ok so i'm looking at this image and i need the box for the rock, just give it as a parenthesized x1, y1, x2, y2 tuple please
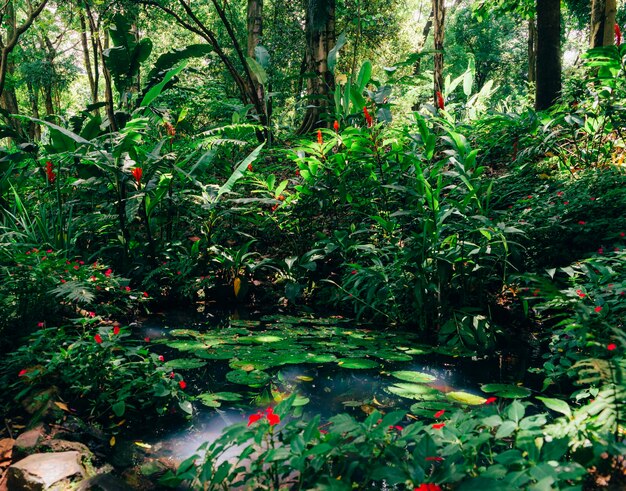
(13, 426, 45, 460)
(7, 451, 85, 490)
(0, 438, 15, 470)
(41, 439, 93, 460)
(77, 473, 131, 491)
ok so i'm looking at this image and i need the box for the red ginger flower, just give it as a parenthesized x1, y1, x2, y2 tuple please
(45, 161, 56, 183)
(415, 484, 442, 491)
(363, 107, 373, 127)
(333, 120, 339, 132)
(435, 91, 445, 110)
(616, 24, 622, 46)
(131, 167, 143, 185)
(317, 129, 323, 145)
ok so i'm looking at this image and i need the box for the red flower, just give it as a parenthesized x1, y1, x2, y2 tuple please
(351, 269, 357, 275)
(143, 291, 149, 298)
(432, 423, 445, 429)
(598, 248, 604, 254)
(578, 220, 586, 225)
(434, 409, 445, 418)
(45, 161, 56, 183)
(435, 91, 445, 110)
(616, 23, 622, 46)
(37, 322, 44, 327)
(333, 120, 340, 132)
(620, 232, 625, 238)
(178, 380, 187, 390)
(317, 129, 323, 145)
(415, 484, 442, 491)
(425, 456, 444, 462)
(608, 343, 617, 351)
(389, 425, 403, 431)
(158, 355, 165, 362)
(144, 337, 150, 342)
(247, 163, 253, 172)
(556, 191, 564, 197)
(105, 268, 112, 277)
(267, 412, 280, 426)
(576, 289, 586, 298)
(248, 413, 263, 427)
(594, 306, 603, 313)
(113, 326, 120, 335)
(363, 107, 374, 127)
(131, 167, 143, 184)
(485, 397, 497, 404)
(18, 369, 28, 377)
(169, 372, 175, 378)
(94, 334, 103, 344)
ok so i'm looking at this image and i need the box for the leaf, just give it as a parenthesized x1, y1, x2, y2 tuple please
(336, 358, 379, 369)
(481, 384, 531, 399)
(54, 401, 71, 412)
(233, 277, 241, 297)
(216, 143, 265, 199)
(109, 436, 116, 447)
(254, 45, 271, 68)
(536, 397, 571, 417)
(391, 370, 436, 383)
(112, 401, 126, 417)
(246, 56, 268, 86)
(327, 32, 347, 73)
(134, 441, 152, 449)
(165, 359, 207, 370)
(140, 62, 188, 108)
(446, 391, 487, 405)
(226, 369, 271, 387)
(356, 60, 372, 91)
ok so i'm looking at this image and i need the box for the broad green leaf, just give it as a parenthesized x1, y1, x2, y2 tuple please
(391, 370, 436, 383)
(536, 397, 571, 417)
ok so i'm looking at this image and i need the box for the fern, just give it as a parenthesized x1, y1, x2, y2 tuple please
(51, 280, 96, 305)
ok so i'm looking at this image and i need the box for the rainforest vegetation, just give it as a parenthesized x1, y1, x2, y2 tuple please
(0, 0, 625, 489)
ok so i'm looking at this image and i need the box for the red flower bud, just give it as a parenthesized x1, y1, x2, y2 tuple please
(333, 120, 339, 132)
(131, 167, 143, 184)
(317, 129, 323, 145)
(615, 24, 622, 46)
(436, 91, 445, 110)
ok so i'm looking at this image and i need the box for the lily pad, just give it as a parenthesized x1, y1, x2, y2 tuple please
(197, 391, 243, 408)
(226, 369, 271, 387)
(240, 334, 284, 344)
(336, 358, 379, 369)
(446, 391, 487, 405)
(229, 359, 270, 371)
(168, 329, 201, 337)
(305, 353, 337, 363)
(194, 349, 236, 360)
(386, 383, 440, 400)
(165, 359, 207, 370)
(481, 384, 531, 399)
(161, 340, 208, 351)
(373, 351, 413, 362)
(391, 370, 436, 383)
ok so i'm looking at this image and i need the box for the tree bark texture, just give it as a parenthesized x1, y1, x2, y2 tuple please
(535, 0, 561, 110)
(247, 0, 266, 127)
(432, 0, 445, 105)
(528, 17, 537, 83)
(591, 0, 617, 47)
(298, 0, 336, 134)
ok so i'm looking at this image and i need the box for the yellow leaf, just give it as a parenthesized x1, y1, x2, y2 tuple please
(116, 419, 126, 427)
(54, 401, 70, 412)
(372, 396, 383, 406)
(109, 436, 116, 447)
(134, 441, 152, 449)
(233, 277, 241, 297)
(296, 375, 314, 382)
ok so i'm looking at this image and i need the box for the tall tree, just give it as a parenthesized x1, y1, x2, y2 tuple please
(590, 0, 617, 47)
(535, 0, 561, 110)
(432, 0, 445, 106)
(528, 17, 537, 83)
(298, 0, 336, 133)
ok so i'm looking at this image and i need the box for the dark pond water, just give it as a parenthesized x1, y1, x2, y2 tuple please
(121, 308, 536, 463)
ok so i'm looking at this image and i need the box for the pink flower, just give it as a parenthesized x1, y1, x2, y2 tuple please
(158, 355, 165, 362)
(37, 322, 44, 327)
(578, 220, 586, 225)
(88, 311, 96, 318)
(18, 369, 28, 377)
(94, 334, 103, 344)
(169, 372, 175, 378)
(608, 343, 617, 351)
(144, 337, 150, 342)
(425, 456, 443, 462)
(598, 248, 604, 254)
(620, 232, 625, 238)
(556, 191, 564, 197)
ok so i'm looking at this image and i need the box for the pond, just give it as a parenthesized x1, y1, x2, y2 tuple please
(121, 308, 536, 464)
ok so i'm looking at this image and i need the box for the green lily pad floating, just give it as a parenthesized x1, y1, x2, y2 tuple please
(371, 350, 413, 362)
(386, 383, 440, 400)
(404, 347, 432, 355)
(226, 369, 271, 387)
(391, 370, 436, 383)
(193, 349, 237, 360)
(239, 334, 284, 344)
(168, 329, 201, 337)
(305, 353, 337, 363)
(197, 391, 243, 408)
(336, 358, 379, 369)
(229, 319, 261, 328)
(229, 359, 270, 371)
(481, 384, 531, 399)
(165, 358, 208, 370)
(293, 394, 310, 406)
(446, 391, 487, 405)
(161, 340, 208, 351)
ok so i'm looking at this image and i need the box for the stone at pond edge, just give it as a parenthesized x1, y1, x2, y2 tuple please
(77, 473, 131, 491)
(13, 425, 45, 460)
(7, 451, 85, 490)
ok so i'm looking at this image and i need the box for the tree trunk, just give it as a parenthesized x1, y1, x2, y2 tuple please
(535, 0, 561, 110)
(298, 0, 336, 134)
(247, 0, 267, 137)
(414, 7, 434, 76)
(432, 0, 445, 105)
(528, 17, 537, 83)
(79, 9, 98, 106)
(26, 82, 40, 140)
(591, 0, 617, 47)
